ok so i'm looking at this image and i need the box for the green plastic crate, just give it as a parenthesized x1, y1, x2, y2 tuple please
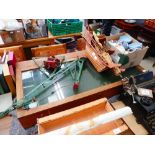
(47, 19, 83, 36)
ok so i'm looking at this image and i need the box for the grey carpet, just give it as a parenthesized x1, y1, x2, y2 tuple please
(9, 111, 38, 135)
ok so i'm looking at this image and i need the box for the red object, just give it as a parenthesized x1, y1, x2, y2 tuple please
(44, 57, 60, 70)
(8, 51, 16, 70)
(73, 82, 79, 90)
(9, 65, 16, 83)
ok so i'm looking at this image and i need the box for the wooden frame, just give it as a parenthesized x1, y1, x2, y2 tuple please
(0, 45, 26, 62)
(0, 33, 81, 48)
(37, 98, 129, 135)
(16, 51, 145, 128)
(31, 44, 67, 57)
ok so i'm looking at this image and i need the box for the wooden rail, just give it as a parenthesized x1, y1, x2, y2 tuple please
(0, 33, 81, 48)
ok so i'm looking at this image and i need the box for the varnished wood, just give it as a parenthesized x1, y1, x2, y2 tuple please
(85, 43, 107, 72)
(0, 116, 12, 135)
(0, 45, 26, 62)
(115, 20, 140, 30)
(17, 80, 123, 128)
(16, 51, 86, 100)
(37, 98, 128, 135)
(136, 65, 146, 72)
(16, 51, 144, 128)
(16, 65, 24, 100)
(77, 38, 86, 50)
(38, 98, 108, 134)
(143, 25, 155, 34)
(31, 44, 67, 57)
(83, 29, 121, 76)
(0, 33, 81, 48)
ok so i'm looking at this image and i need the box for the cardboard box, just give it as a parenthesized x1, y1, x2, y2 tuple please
(0, 31, 13, 43)
(106, 32, 149, 69)
(13, 29, 25, 42)
(0, 28, 25, 44)
(110, 25, 122, 35)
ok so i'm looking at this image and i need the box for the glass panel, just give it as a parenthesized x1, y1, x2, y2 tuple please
(22, 60, 141, 108)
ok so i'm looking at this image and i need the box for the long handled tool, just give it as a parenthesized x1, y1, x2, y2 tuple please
(0, 58, 86, 118)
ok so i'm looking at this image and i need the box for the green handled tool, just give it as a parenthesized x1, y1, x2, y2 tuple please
(0, 58, 86, 118)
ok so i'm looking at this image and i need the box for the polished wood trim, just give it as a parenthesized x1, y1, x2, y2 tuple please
(17, 80, 122, 128)
(16, 51, 144, 128)
(37, 98, 128, 135)
(115, 20, 140, 30)
(16, 51, 86, 100)
(38, 98, 108, 134)
(0, 116, 12, 135)
(0, 33, 81, 48)
(0, 45, 26, 62)
(31, 44, 67, 57)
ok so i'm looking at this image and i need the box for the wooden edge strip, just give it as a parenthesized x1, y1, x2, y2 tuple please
(37, 98, 107, 124)
(17, 80, 122, 118)
(103, 124, 129, 135)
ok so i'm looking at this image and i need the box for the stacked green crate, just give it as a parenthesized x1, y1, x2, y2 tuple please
(47, 19, 83, 36)
(65, 21, 83, 34)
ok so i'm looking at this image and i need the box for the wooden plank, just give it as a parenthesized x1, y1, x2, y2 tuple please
(31, 44, 67, 57)
(16, 65, 23, 100)
(104, 124, 129, 135)
(37, 98, 128, 135)
(112, 101, 148, 135)
(38, 98, 108, 134)
(77, 38, 86, 51)
(85, 45, 107, 72)
(0, 116, 12, 135)
(0, 45, 26, 62)
(0, 33, 81, 48)
(17, 80, 122, 128)
(38, 98, 107, 125)
(136, 65, 147, 73)
(16, 51, 86, 71)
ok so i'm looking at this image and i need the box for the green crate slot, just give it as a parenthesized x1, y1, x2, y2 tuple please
(47, 19, 83, 36)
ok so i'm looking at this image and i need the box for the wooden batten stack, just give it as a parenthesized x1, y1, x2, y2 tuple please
(85, 43, 107, 72)
(83, 29, 121, 76)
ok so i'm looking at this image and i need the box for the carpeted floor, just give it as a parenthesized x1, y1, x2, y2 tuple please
(9, 111, 38, 135)
(140, 57, 155, 75)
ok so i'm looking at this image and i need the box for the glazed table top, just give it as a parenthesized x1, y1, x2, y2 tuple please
(21, 59, 142, 108)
